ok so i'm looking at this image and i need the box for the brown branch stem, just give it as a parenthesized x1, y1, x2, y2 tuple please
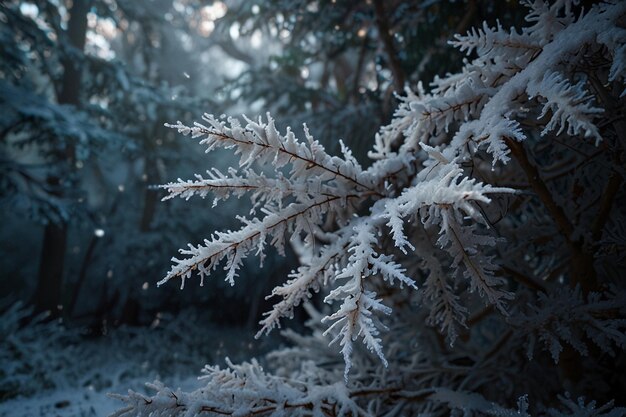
(504, 137, 575, 239)
(591, 170, 623, 242)
(504, 137, 598, 293)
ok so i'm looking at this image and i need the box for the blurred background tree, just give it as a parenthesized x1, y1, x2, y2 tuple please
(219, 0, 524, 158)
(1, 0, 224, 326)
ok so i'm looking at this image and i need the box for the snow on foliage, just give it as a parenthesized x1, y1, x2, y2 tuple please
(515, 286, 626, 362)
(111, 360, 362, 417)
(115, 1, 626, 416)
(432, 389, 626, 417)
(160, 108, 513, 376)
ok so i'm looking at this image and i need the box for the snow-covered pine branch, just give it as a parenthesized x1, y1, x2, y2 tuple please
(114, 3, 626, 414)
(159, 195, 361, 288)
(419, 242, 469, 345)
(256, 230, 353, 338)
(110, 359, 364, 417)
(391, 0, 626, 166)
(159, 114, 383, 289)
(165, 114, 377, 194)
(159, 125, 515, 372)
(321, 220, 415, 380)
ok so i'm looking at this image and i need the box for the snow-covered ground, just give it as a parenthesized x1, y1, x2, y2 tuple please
(2, 385, 141, 417)
(0, 375, 205, 417)
(1, 305, 277, 417)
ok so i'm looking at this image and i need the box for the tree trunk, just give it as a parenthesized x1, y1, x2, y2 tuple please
(34, 201, 68, 314)
(140, 155, 160, 232)
(34, 0, 91, 315)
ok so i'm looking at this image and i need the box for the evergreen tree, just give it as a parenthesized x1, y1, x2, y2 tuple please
(0, 0, 218, 322)
(114, 1, 626, 415)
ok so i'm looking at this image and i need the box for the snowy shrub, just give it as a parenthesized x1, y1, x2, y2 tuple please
(0, 305, 260, 407)
(114, 1, 626, 415)
(1, 304, 82, 400)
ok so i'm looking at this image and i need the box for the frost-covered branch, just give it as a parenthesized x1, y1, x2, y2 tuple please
(111, 360, 364, 417)
(115, 1, 626, 415)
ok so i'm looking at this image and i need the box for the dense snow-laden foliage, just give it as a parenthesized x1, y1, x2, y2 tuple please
(158, 110, 515, 378)
(117, 383, 626, 417)
(114, 1, 626, 416)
